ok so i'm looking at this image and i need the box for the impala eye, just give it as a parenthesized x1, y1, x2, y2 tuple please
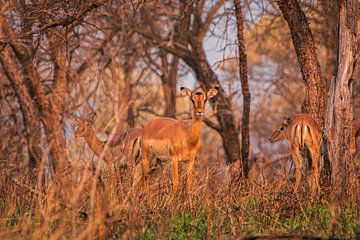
(280, 127, 284, 130)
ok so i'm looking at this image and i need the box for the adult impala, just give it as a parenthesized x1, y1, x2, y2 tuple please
(140, 86, 219, 202)
(74, 114, 141, 167)
(269, 114, 322, 197)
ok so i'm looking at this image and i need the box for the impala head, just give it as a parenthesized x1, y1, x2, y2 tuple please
(180, 86, 219, 119)
(74, 113, 96, 138)
(269, 117, 291, 143)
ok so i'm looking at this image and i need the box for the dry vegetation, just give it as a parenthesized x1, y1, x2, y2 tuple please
(0, 0, 359, 239)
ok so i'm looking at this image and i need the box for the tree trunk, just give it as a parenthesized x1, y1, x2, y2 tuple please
(276, 0, 326, 128)
(0, 16, 43, 168)
(44, 32, 69, 174)
(160, 50, 178, 118)
(326, 0, 358, 204)
(1, 15, 70, 174)
(182, 44, 241, 164)
(145, 0, 241, 163)
(234, 0, 251, 177)
(0, 46, 43, 168)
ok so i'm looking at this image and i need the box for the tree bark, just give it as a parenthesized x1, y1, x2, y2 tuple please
(44, 32, 69, 174)
(326, 0, 358, 204)
(234, 0, 251, 177)
(276, 0, 326, 128)
(0, 45, 43, 168)
(160, 50, 179, 118)
(0, 13, 70, 174)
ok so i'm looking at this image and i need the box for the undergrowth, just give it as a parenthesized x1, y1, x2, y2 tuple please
(0, 165, 359, 239)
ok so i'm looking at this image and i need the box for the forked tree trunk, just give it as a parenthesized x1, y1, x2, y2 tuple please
(234, 0, 251, 177)
(0, 45, 43, 168)
(153, 0, 241, 164)
(276, 0, 326, 128)
(0, 15, 69, 175)
(182, 44, 241, 164)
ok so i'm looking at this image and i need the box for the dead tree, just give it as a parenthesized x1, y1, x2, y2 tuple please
(325, 0, 359, 203)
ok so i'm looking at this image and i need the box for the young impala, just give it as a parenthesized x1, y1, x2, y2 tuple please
(74, 114, 141, 167)
(269, 114, 322, 197)
(140, 86, 219, 202)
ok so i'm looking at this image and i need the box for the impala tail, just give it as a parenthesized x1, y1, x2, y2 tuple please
(291, 124, 305, 148)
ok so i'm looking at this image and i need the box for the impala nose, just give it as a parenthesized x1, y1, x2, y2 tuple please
(195, 111, 203, 116)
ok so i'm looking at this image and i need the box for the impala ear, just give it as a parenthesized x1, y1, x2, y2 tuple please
(207, 87, 219, 99)
(180, 87, 192, 97)
(90, 112, 96, 123)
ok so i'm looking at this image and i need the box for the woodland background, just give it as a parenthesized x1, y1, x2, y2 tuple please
(0, 0, 359, 239)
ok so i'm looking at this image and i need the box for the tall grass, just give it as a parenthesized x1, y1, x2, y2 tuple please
(0, 157, 359, 239)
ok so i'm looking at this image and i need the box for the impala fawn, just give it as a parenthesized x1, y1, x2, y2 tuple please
(269, 114, 322, 197)
(140, 86, 219, 203)
(74, 114, 141, 168)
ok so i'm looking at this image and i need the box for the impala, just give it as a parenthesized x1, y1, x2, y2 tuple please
(140, 86, 219, 202)
(269, 114, 322, 197)
(74, 115, 141, 167)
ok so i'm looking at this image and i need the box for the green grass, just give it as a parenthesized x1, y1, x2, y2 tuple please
(130, 199, 359, 239)
(2, 192, 359, 239)
(168, 210, 208, 240)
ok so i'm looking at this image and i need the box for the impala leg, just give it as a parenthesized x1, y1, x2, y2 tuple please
(132, 163, 143, 191)
(123, 163, 143, 204)
(171, 156, 179, 195)
(186, 158, 195, 194)
(142, 151, 152, 205)
(309, 146, 321, 198)
(292, 148, 303, 193)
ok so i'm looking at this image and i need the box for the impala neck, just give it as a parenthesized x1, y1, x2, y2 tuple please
(85, 128, 104, 156)
(187, 114, 202, 145)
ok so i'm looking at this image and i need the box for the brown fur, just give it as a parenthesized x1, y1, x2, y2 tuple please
(269, 114, 322, 197)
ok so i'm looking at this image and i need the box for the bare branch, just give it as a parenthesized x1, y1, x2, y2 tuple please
(0, 0, 109, 51)
(198, 0, 225, 41)
(203, 117, 221, 132)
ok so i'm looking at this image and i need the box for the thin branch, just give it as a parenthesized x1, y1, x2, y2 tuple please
(0, 0, 109, 51)
(198, 0, 226, 41)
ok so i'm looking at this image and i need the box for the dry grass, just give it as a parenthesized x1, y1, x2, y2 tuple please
(0, 154, 359, 240)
